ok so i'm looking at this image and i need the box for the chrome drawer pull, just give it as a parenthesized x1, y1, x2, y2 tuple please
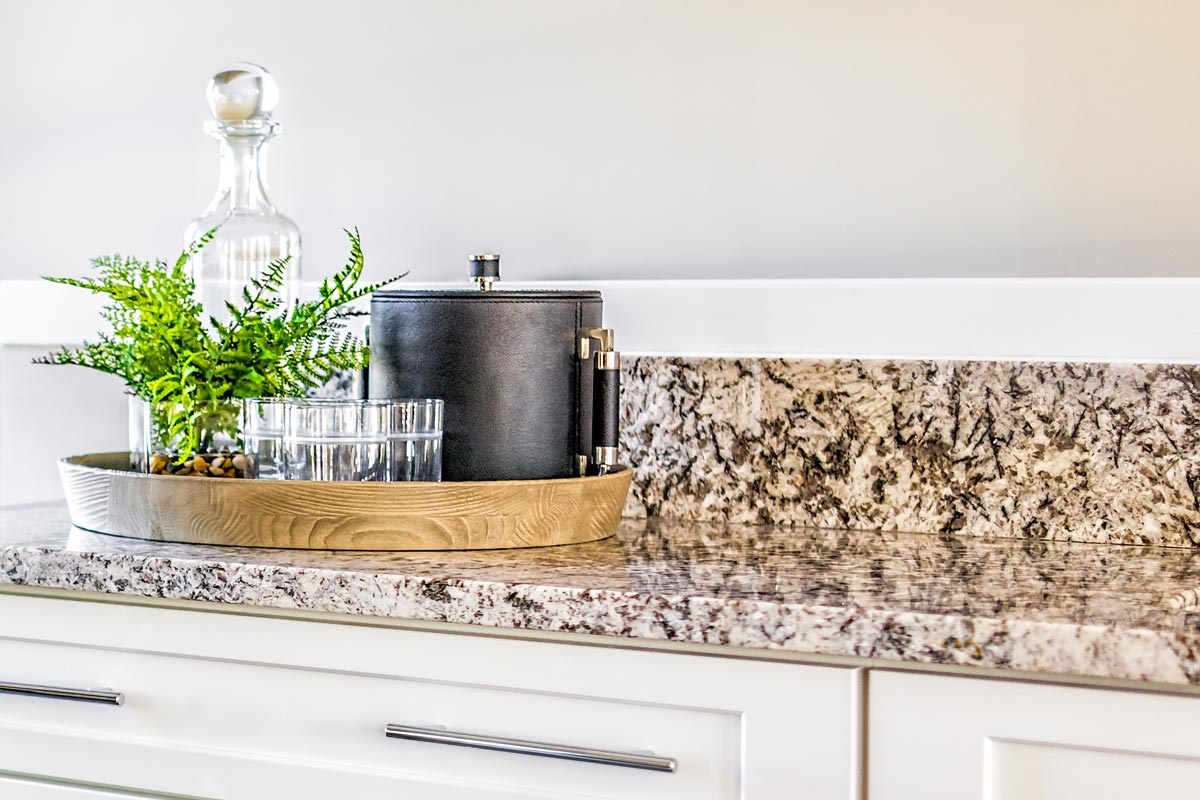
(0, 680, 124, 706)
(384, 723, 677, 773)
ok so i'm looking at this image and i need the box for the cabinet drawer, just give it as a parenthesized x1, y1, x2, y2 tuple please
(0, 720, 552, 799)
(869, 671, 1200, 800)
(0, 775, 148, 799)
(0, 638, 723, 798)
(0, 593, 856, 799)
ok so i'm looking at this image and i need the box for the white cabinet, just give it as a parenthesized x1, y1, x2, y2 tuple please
(0, 592, 856, 799)
(869, 671, 1200, 800)
(0, 776, 163, 799)
(13, 591, 1200, 799)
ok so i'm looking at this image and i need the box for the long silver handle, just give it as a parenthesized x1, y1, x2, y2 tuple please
(0, 680, 124, 706)
(384, 723, 677, 773)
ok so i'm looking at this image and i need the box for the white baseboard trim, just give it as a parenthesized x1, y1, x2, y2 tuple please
(3, 278, 1199, 363)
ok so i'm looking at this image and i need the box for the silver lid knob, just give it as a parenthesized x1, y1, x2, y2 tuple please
(469, 253, 500, 291)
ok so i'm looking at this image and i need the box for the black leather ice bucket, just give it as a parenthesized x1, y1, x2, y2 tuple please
(369, 255, 620, 482)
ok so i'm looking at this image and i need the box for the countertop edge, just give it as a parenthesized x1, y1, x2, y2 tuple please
(4, 543, 1198, 689)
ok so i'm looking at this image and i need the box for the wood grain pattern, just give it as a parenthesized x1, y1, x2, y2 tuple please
(59, 454, 631, 551)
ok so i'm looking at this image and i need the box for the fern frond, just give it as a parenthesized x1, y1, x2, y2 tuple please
(175, 228, 217, 273)
(38, 226, 400, 459)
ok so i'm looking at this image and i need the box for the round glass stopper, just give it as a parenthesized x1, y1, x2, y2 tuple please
(206, 62, 280, 125)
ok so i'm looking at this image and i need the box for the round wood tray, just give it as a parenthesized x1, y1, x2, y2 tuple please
(59, 453, 631, 551)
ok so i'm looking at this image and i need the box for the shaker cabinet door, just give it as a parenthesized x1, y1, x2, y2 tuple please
(0, 592, 857, 800)
(869, 671, 1200, 800)
(0, 718, 557, 800)
(0, 775, 169, 800)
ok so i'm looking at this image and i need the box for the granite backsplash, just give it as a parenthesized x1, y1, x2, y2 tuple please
(621, 357, 1200, 547)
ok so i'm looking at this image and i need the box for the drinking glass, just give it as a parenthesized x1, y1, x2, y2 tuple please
(241, 398, 287, 479)
(387, 399, 444, 482)
(283, 399, 389, 481)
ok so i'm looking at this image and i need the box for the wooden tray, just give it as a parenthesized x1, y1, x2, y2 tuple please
(59, 453, 631, 551)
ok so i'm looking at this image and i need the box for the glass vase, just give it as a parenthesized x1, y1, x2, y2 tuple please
(128, 397, 250, 478)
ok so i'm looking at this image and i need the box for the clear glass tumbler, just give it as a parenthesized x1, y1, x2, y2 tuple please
(283, 399, 390, 481)
(241, 398, 287, 479)
(387, 399, 444, 482)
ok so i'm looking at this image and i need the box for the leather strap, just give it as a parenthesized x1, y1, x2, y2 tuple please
(589, 345, 621, 474)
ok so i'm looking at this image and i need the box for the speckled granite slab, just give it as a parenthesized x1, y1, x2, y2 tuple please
(5, 503, 1200, 687)
(622, 358, 1200, 547)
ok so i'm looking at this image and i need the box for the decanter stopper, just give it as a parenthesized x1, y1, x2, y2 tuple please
(184, 62, 301, 323)
(207, 63, 280, 127)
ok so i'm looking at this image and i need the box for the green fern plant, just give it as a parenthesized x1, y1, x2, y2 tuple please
(36, 228, 403, 461)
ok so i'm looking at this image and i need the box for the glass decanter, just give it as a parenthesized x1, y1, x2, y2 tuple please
(183, 63, 300, 322)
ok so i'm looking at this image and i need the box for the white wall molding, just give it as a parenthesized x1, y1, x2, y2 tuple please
(3, 278, 1200, 364)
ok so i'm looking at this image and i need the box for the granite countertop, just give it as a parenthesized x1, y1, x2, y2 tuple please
(4, 503, 1200, 687)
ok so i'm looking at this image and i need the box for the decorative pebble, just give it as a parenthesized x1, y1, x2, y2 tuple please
(139, 452, 251, 479)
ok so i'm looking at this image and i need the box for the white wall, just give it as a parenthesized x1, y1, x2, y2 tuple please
(0, 347, 127, 506)
(2, 0, 1199, 284)
(5, 0, 1200, 505)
